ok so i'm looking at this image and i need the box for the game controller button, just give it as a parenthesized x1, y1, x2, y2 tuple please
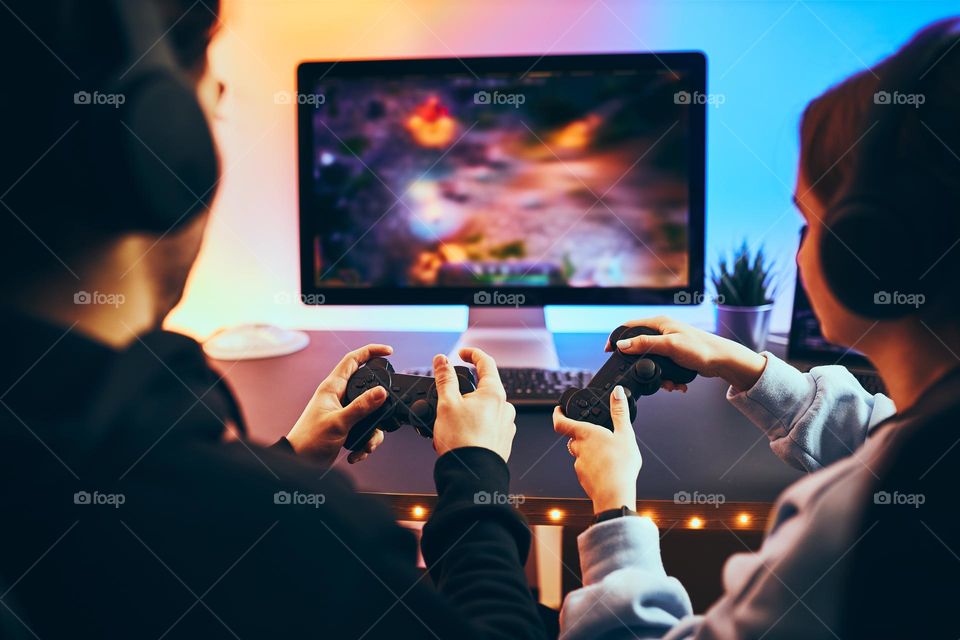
(590, 407, 602, 416)
(392, 385, 401, 392)
(579, 410, 590, 418)
(632, 359, 658, 381)
(410, 399, 434, 425)
(576, 398, 588, 408)
(618, 364, 627, 372)
(602, 382, 611, 390)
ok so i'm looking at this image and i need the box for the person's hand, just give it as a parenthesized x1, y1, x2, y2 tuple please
(431, 348, 517, 463)
(554, 385, 641, 513)
(608, 316, 767, 392)
(285, 344, 393, 467)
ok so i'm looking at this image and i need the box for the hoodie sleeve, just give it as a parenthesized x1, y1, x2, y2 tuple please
(559, 516, 693, 640)
(726, 353, 896, 471)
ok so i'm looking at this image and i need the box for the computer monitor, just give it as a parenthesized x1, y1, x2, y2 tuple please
(297, 53, 706, 366)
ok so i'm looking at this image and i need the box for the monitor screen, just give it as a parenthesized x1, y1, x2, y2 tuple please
(298, 53, 705, 305)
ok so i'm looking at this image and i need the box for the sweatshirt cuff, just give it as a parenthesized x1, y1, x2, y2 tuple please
(578, 516, 665, 585)
(726, 352, 815, 440)
(433, 446, 511, 499)
(422, 447, 530, 571)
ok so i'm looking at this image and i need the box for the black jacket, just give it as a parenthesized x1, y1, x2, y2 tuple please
(0, 311, 546, 639)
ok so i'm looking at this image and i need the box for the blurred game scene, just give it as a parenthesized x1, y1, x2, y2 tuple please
(305, 65, 693, 289)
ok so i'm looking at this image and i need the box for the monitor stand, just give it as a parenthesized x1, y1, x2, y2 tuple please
(448, 307, 560, 369)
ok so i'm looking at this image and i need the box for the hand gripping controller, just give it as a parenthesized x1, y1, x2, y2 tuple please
(558, 326, 697, 429)
(343, 357, 477, 451)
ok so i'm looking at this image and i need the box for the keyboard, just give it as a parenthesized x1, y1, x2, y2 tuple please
(401, 367, 594, 408)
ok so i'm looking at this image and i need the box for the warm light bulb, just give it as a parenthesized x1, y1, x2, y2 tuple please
(548, 508, 564, 522)
(688, 516, 704, 529)
(412, 505, 426, 519)
(737, 513, 750, 525)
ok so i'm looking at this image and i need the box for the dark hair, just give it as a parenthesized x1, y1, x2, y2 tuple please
(799, 19, 960, 212)
(0, 0, 220, 287)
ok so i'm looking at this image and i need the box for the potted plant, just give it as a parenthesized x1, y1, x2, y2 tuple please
(711, 241, 778, 351)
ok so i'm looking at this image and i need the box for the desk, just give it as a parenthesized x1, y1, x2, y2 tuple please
(214, 330, 801, 531)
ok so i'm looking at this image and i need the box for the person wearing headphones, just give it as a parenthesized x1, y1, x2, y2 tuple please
(555, 18, 960, 639)
(0, 1, 546, 638)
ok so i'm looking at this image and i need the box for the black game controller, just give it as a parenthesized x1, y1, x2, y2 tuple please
(558, 326, 697, 429)
(343, 357, 477, 451)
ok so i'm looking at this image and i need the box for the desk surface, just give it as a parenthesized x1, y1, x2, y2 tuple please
(216, 331, 801, 510)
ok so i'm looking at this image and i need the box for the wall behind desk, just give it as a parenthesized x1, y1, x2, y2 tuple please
(166, 0, 957, 340)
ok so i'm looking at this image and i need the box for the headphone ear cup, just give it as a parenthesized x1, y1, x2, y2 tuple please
(820, 204, 920, 319)
(115, 72, 219, 232)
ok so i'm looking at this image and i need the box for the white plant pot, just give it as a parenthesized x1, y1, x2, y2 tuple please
(715, 304, 774, 352)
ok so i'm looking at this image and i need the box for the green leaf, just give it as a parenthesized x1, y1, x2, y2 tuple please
(710, 239, 779, 307)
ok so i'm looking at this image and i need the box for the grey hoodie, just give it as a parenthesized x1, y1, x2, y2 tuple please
(559, 353, 897, 639)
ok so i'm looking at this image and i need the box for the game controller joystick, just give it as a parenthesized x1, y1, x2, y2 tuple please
(343, 357, 477, 451)
(558, 326, 697, 429)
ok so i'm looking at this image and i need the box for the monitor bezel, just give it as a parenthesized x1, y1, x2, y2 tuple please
(297, 52, 706, 306)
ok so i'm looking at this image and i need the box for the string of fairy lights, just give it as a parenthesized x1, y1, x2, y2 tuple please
(406, 504, 755, 529)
